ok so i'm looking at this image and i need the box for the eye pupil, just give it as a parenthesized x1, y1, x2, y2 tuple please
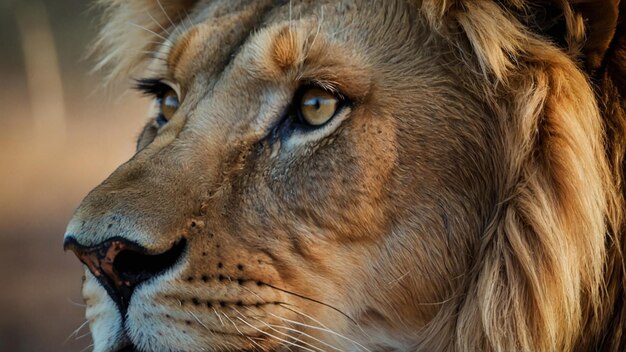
(299, 88, 339, 126)
(160, 89, 180, 123)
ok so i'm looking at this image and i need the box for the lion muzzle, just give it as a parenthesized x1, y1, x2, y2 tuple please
(64, 236, 186, 315)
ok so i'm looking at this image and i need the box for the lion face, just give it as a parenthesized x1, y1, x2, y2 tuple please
(65, 0, 622, 351)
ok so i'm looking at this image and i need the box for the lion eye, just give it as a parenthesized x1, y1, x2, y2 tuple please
(298, 88, 339, 126)
(159, 89, 180, 123)
(134, 79, 180, 127)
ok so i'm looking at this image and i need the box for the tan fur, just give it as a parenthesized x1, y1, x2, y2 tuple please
(66, 1, 626, 351)
(271, 27, 300, 71)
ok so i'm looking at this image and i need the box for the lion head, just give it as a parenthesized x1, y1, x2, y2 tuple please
(64, 1, 626, 351)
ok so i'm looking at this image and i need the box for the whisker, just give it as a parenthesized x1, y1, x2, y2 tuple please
(217, 313, 248, 337)
(182, 8, 195, 32)
(277, 304, 331, 331)
(156, 0, 176, 29)
(235, 315, 318, 352)
(246, 335, 265, 351)
(64, 319, 90, 344)
(75, 330, 92, 341)
(213, 307, 225, 327)
(187, 310, 209, 331)
(264, 283, 358, 325)
(66, 297, 87, 308)
(147, 11, 170, 36)
(266, 322, 344, 352)
(148, 40, 173, 48)
(240, 285, 266, 302)
(79, 343, 94, 352)
(232, 307, 326, 352)
(127, 21, 168, 41)
(221, 311, 247, 337)
(138, 50, 168, 60)
(271, 305, 372, 352)
(222, 340, 243, 351)
(283, 301, 367, 336)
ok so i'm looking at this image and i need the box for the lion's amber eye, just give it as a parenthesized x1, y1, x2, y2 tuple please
(299, 88, 339, 126)
(159, 89, 180, 122)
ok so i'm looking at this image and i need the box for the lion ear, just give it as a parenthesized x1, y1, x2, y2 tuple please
(91, 0, 199, 85)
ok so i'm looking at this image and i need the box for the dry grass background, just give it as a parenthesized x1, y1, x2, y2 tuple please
(0, 0, 148, 350)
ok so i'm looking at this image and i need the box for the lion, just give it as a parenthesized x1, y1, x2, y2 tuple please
(63, 0, 626, 351)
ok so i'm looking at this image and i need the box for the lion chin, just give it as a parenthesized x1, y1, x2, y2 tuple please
(63, 0, 626, 351)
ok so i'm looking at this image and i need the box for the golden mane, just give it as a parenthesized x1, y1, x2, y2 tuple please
(90, 0, 198, 84)
(419, 1, 626, 350)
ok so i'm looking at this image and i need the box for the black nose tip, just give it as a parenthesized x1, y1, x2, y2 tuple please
(64, 237, 186, 315)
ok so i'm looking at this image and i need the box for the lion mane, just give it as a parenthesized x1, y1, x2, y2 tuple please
(64, 1, 626, 351)
(419, 1, 626, 350)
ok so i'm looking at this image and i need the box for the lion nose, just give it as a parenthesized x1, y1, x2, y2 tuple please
(63, 237, 186, 314)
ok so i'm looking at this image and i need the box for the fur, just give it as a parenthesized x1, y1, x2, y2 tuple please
(65, 1, 625, 351)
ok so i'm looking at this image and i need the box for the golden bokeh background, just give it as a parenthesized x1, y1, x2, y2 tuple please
(0, 0, 148, 350)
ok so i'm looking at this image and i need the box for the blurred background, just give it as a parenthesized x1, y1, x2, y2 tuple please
(0, 0, 147, 350)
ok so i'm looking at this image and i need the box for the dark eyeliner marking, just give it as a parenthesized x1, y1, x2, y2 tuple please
(155, 114, 168, 127)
